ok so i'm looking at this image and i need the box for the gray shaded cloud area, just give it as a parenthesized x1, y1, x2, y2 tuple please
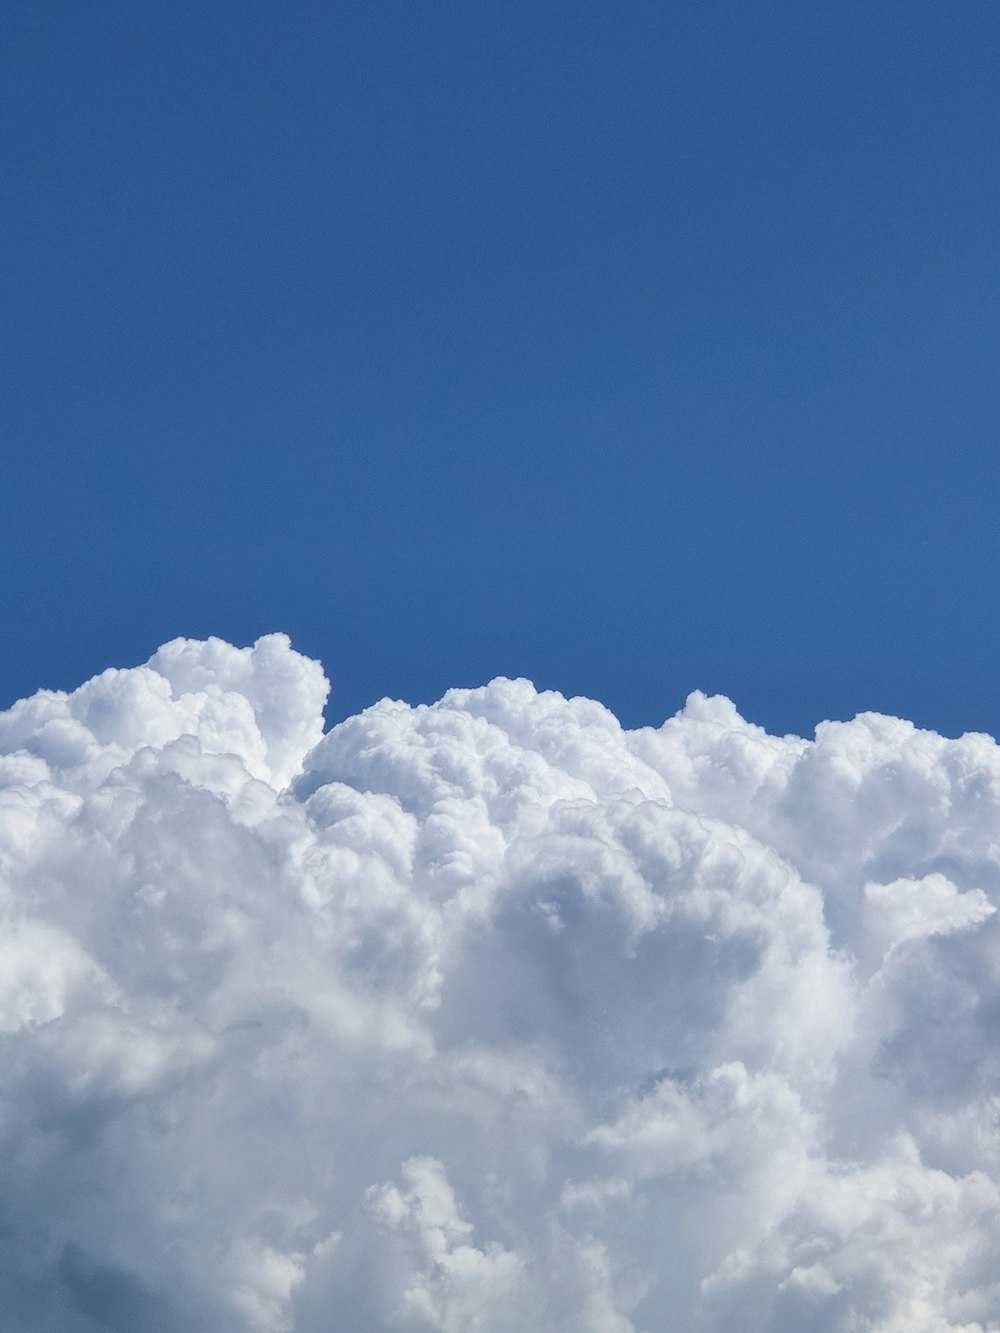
(5, 635, 1000, 1330)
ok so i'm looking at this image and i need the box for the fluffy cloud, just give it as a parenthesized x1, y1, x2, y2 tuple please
(2, 635, 1000, 1329)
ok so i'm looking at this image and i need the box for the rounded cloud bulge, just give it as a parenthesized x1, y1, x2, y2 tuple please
(2, 635, 1000, 1330)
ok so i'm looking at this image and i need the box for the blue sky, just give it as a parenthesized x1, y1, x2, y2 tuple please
(5, 0, 1000, 737)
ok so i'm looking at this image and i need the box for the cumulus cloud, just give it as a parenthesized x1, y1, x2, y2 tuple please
(2, 635, 1000, 1329)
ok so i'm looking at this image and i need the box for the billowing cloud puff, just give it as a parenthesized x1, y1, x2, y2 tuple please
(2, 636, 1000, 1329)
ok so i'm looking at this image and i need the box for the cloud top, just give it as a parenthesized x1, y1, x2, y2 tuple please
(2, 635, 1000, 1330)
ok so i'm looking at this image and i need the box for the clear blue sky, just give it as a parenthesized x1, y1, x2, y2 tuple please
(4, 1, 1000, 737)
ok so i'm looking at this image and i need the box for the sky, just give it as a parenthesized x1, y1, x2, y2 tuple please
(5, 0, 1000, 737)
(9, 11, 1000, 1326)
(6, 634, 1000, 1330)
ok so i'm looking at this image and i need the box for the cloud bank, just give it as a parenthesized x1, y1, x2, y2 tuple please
(3, 635, 1000, 1330)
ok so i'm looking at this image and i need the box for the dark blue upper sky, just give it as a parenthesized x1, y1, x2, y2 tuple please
(4, 1, 1000, 737)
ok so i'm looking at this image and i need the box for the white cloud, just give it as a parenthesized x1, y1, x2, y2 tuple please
(864, 873, 995, 954)
(2, 636, 1000, 1329)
